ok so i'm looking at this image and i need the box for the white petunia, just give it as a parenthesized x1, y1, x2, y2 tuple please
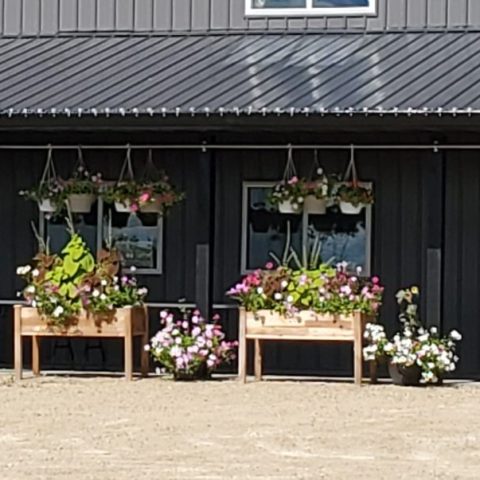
(52, 306, 64, 318)
(92, 290, 100, 298)
(274, 293, 283, 300)
(449, 330, 462, 341)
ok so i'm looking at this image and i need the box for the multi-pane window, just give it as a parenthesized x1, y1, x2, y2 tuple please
(246, 0, 376, 16)
(241, 182, 372, 274)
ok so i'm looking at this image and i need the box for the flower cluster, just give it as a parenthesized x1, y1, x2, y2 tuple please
(307, 169, 330, 200)
(268, 176, 308, 212)
(78, 269, 148, 314)
(363, 287, 462, 384)
(146, 311, 237, 378)
(17, 233, 148, 327)
(103, 177, 184, 214)
(227, 262, 383, 316)
(60, 166, 102, 196)
(336, 182, 374, 207)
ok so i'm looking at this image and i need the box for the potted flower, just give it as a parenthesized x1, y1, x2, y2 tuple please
(60, 166, 102, 213)
(19, 178, 65, 214)
(304, 168, 331, 214)
(269, 176, 308, 214)
(17, 227, 148, 330)
(103, 177, 184, 214)
(363, 287, 461, 385)
(227, 262, 383, 317)
(336, 182, 374, 215)
(228, 262, 383, 384)
(146, 310, 237, 380)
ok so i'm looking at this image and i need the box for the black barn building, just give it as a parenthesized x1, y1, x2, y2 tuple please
(0, 0, 479, 378)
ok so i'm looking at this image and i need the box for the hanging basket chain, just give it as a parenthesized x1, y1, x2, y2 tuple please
(343, 144, 359, 183)
(39, 145, 57, 187)
(140, 149, 159, 181)
(74, 145, 87, 171)
(282, 145, 297, 181)
(117, 144, 135, 183)
(308, 149, 321, 180)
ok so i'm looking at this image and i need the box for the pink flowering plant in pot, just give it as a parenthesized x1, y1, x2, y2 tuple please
(103, 177, 184, 214)
(146, 310, 238, 380)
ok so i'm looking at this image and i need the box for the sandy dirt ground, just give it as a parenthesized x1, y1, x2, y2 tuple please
(0, 374, 479, 480)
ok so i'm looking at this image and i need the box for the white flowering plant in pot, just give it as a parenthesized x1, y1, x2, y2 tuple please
(363, 287, 462, 385)
(146, 310, 238, 380)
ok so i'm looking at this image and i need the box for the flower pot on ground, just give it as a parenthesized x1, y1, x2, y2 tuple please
(363, 287, 462, 385)
(67, 193, 96, 213)
(147, 310, 237, 380)
(388, 362, 422, 386)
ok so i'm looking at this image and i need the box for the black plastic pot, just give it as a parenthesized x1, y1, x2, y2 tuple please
(388, 362, 422, 386)
(173, 364, 211, 381)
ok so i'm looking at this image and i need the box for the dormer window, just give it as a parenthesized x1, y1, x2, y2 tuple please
(245, 0, 376, 16)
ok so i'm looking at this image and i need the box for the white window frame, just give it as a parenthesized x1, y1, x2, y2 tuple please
(245, 0, 376, 17)
(241, 181, 372, 275)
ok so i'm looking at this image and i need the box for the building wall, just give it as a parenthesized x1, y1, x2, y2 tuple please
(0, 129, 476, 378)
(1, 0, 479, 36)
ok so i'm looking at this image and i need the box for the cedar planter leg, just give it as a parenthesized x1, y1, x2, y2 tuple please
(140, 307, 149, 377)
(353, 312, 363, 386)
(238, 308, 247, 383)
(124, 314, 133, 381)
(14, 305, 22, 381)
(254, 339, 263, 381)
(369, 361, 377, 384)
(32, 336, 41, 376)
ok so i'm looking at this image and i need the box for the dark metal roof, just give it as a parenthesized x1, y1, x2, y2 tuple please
(1, 32, 480, 118)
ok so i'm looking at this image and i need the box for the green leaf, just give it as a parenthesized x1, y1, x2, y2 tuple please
(63, 255, 79, 277)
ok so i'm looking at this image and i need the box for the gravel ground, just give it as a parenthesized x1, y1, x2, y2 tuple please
(0, 373, 479, 479)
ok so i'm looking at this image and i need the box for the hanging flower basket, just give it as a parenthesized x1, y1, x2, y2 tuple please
(114, 200, 133, 213)
(67, 193, 96, 213)
(304, 195, 327, 214)
(339, 200, 364, 215)
(38, 199, 57, 213)
(269, 148, 305, 215)
(336, 147, 374, 215)
(278, 199, 302, 214)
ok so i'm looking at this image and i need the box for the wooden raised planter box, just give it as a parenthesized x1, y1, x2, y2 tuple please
(238, 308, 376, 385)
(14, 305, 149, 381)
